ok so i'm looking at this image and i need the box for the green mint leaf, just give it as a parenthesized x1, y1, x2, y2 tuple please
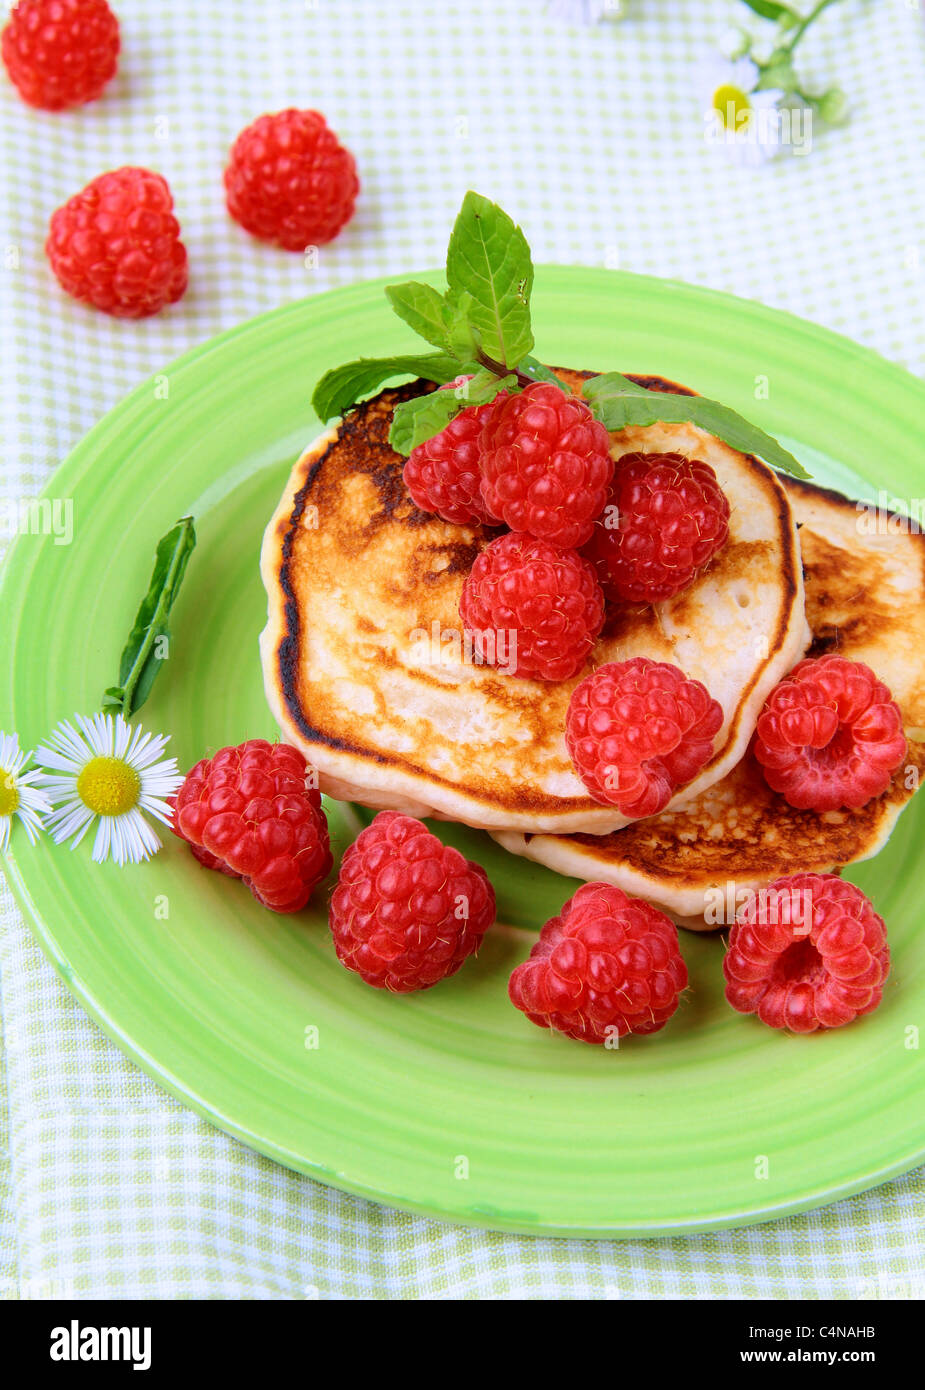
(385, 282, 456, 352)
(312, 352, 462, 421)
(107, 516, 197, 718)
(442, 292, 480, 360)
(454, 366, 517, 407)
(383, 279, 478, 359)
(518, 356, 571, 392)
(389, 392, 460, 457)
(389, 369, 515, 456)
(445, 191, 534, 369)
(739, 0, 796, 20)
(583, 374, 810, 479)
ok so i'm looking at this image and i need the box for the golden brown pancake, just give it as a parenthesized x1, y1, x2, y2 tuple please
(493, 476, 925, 927)
(260, 371, 809, 833)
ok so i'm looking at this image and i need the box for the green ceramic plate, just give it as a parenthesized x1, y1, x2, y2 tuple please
(2, 268, 924, 1238)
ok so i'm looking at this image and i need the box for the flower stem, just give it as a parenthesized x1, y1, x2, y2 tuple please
(785, 0, 841, 55)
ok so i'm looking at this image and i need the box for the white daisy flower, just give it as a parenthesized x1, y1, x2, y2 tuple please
(702, 56, 788, 167)
(0, 732, 51, 854)
(34, 712, 183, 866)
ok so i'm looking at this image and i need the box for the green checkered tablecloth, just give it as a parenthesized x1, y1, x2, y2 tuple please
(2, 0, 924, 1300)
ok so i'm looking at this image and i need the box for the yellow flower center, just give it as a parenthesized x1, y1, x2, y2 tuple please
(76, 756, 140, 817)
(713, 83, 752, 130)
(0, 770, 18, 818)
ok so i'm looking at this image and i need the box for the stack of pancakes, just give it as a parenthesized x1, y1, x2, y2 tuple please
(260, 370, 925, 930)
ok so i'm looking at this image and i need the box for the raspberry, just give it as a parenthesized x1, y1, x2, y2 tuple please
(171, 740, 332, 914)
(403, 396, 504, 525)
(566, 657, 724, 816)
(723, 873, 890, 1032)
(460, 531, 604, 682)
(583, 452, 730, 604)
(2, 0, 119, 110)
(509, 882, 688, 1045)
(755, 655, 906, 812)
(328, 811, 495, 992)
(45, 167, 188, 319)
(478, 383, 613, 547)
(224, 108, 359, 252)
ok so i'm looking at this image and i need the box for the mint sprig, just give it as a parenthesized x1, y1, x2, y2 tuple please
(583, 374, 808, 479)
(310, 192, 536, 447)
(311, 191, 811, 481)
(102, 516, 196, 718)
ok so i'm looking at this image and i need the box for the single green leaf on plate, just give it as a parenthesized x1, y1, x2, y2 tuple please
(104, 516, 197, 718)
(389, 368, 516, 455)
(311, 352, 462, 422)
(445, 191, 534, 369)
(583, 373, 810, 479)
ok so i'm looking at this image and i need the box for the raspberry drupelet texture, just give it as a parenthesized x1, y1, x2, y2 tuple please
(2, 0, 119, 110)
(328, 811, 496, 992)
(583, 451, 731, 604)
(171, 740, 332, 914)
(403, 397, 504, 526)
(224, 108, 359, 251)
(566, 657, 724, 816)
(509, 882, 688, 1044)
(723, 873, 890, 1032)
(755, 655, 906, 812)
(45, 167, 188, 318)
(459, 531, 605, 682)
(478, 383, 613, 547)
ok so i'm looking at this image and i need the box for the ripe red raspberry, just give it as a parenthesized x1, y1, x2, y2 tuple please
(755, 655, 906, 812)
(509, 882, 688, 1045)
(566, 657, 724, 816)
(459, 531, 604, 682)
(403, 396, 504, 525)
(2, 0, 119, 110)
(224, 108, 359, 252)
(171, 740, 332, 914)
(329, 811, 495, 992)
(723, 874, 890, 1032)
(583, 452, 731, 604)
(478, 383, 613, 547)
(45, 167, 188, 319)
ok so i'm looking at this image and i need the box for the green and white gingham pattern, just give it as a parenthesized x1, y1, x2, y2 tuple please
(2, 0, 924, 1299)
